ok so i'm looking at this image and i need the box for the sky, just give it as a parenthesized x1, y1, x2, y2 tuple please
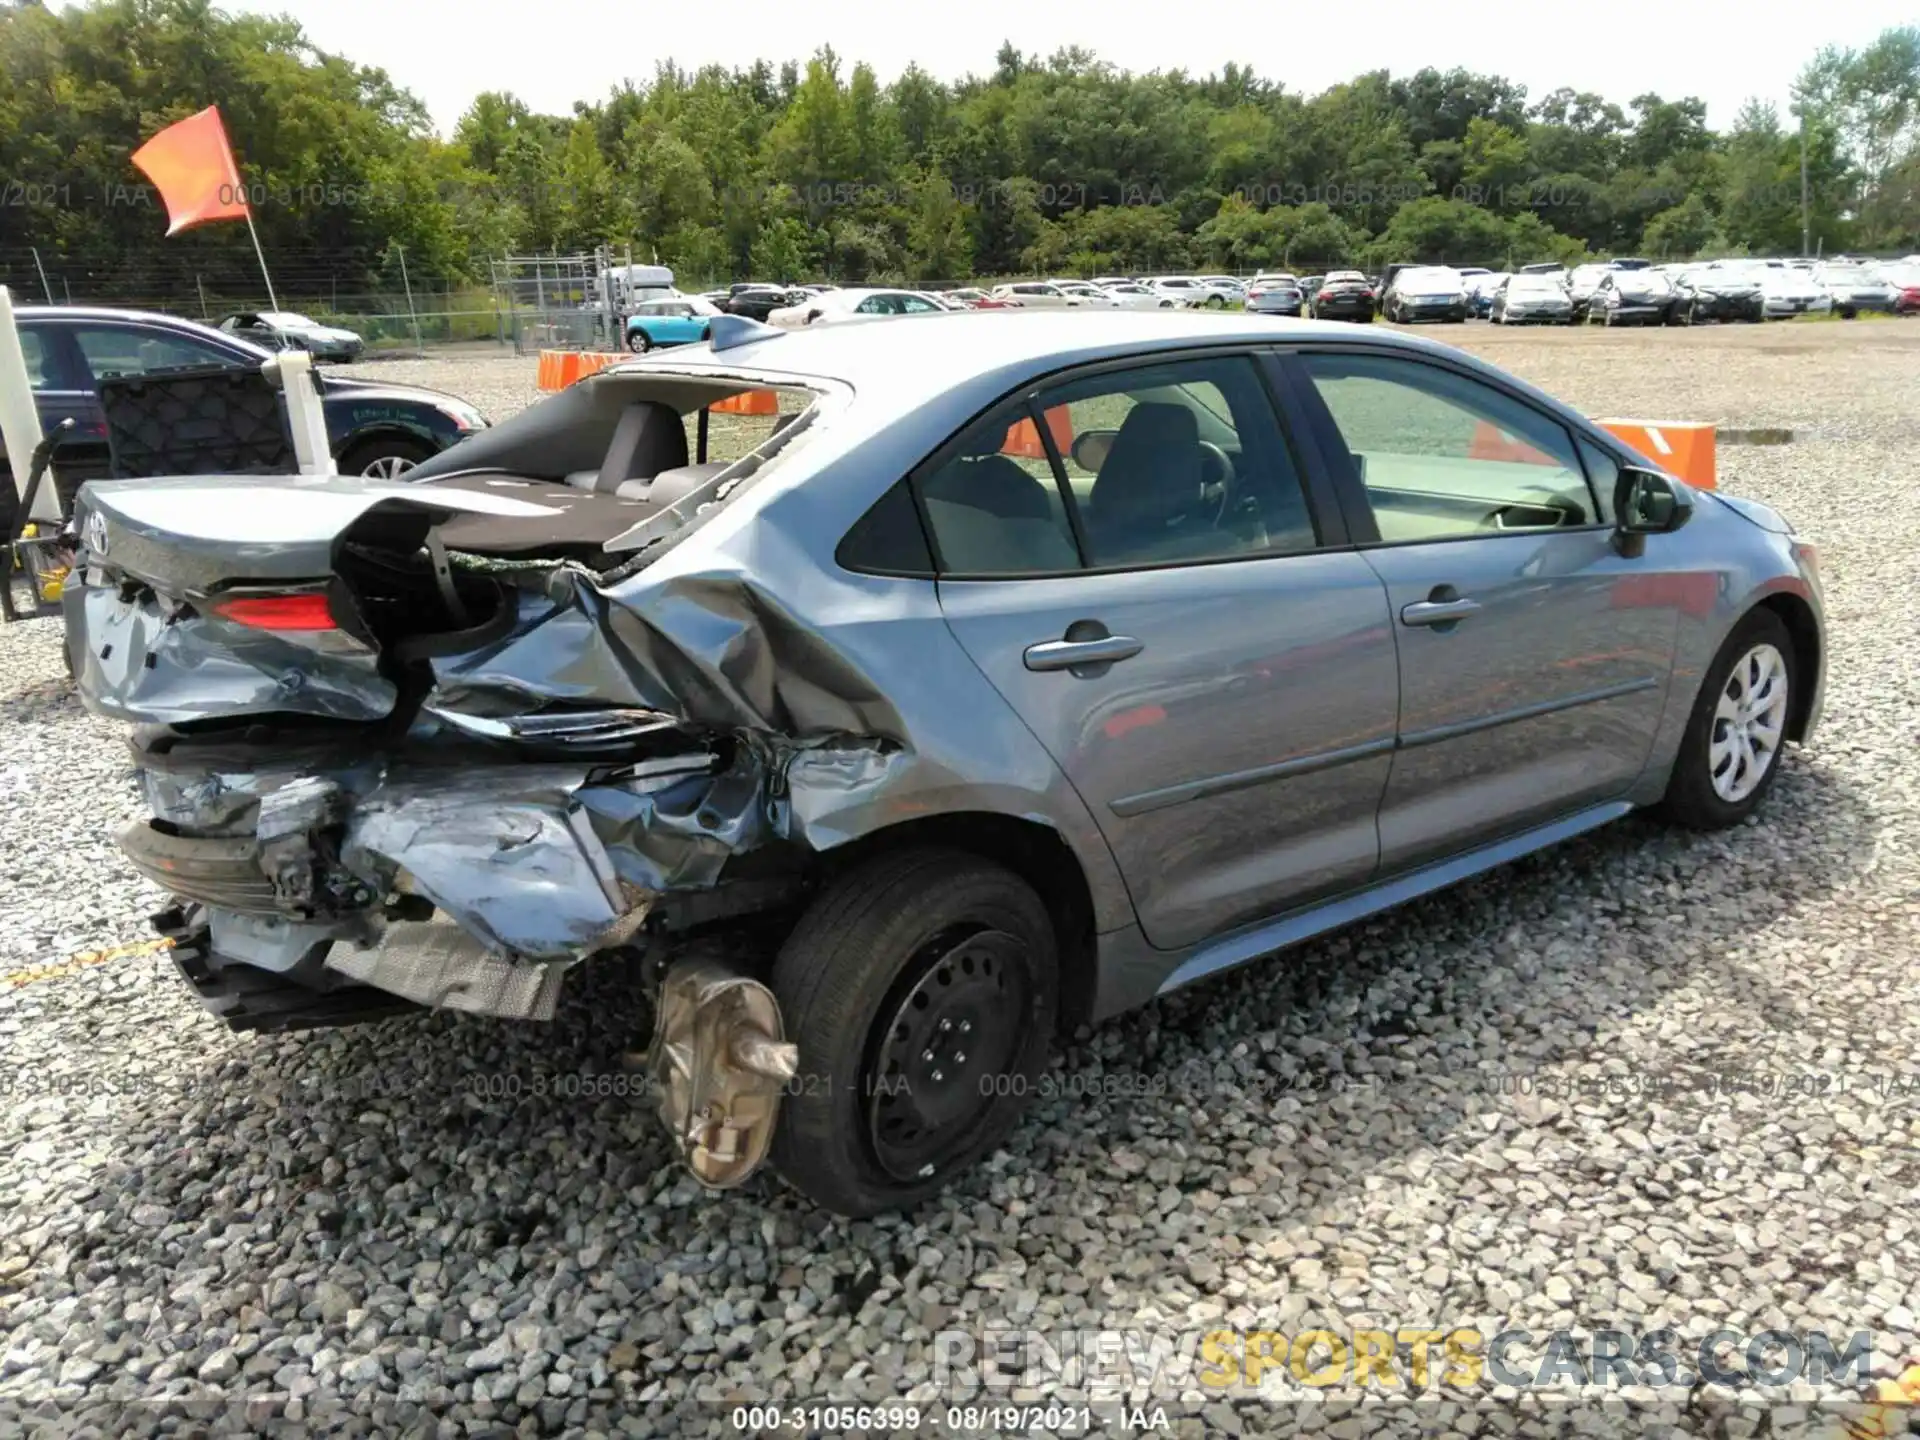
(227, 0, 1913, 136)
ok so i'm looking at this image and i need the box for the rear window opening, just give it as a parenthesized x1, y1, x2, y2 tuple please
(374, 370, 831, 564)
(329, 369, 835, 647)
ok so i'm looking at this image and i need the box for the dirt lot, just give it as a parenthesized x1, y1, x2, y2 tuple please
(0, 321, 1916, 1437)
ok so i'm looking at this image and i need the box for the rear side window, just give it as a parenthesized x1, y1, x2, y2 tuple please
(914, 410, 1083, 575)
(837, 481, 935, 576)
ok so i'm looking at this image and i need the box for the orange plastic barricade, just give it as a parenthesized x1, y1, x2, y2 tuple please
(536, 351, 626, 392)
(712, 389, 779, 416)
(574, 352, 622, 383)
(1595, 418, 1716, 490)
(1002, 406, 1074, 460)
(1468, 420, 1559, 466)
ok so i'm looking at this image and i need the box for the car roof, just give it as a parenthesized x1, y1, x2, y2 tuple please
(611, 307, 1504, 414)
(17, 305, 271, 353)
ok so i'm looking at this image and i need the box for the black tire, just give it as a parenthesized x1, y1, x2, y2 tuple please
(1838, 306, 1857, 320)
(768, 848, 1059, 1216)
(628, 330, 651, 353)
(339, 435, 435, 480)
(1655, 608, 1797, 831)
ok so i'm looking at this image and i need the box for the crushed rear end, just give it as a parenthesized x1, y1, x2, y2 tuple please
(65, 367, 892, 1185)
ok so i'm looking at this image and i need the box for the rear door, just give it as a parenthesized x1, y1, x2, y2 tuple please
(924, 350, 1400, 951)
(1287, 348, 1683, 873)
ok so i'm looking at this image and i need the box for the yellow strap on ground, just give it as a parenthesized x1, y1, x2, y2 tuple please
(0, 936, 174, 991)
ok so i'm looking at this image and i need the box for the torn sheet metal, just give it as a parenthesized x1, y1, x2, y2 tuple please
(430, 568, 908, 742)
(70, 583, 396, 726)
(339, 765, 639, 960)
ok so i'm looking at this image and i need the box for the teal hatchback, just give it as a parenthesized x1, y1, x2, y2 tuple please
(625, 296, 724, 352)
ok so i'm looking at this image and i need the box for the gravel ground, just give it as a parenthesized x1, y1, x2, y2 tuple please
(2, 323, 1919, 1437)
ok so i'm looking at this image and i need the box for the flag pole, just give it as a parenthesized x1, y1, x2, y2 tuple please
(243, 207, 279, 312)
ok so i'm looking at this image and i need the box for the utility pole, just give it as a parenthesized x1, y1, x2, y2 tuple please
(1799, 107, 1811, 258)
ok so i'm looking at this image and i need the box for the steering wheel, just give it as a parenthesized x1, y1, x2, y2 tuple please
(1196, 441, 1238, 523)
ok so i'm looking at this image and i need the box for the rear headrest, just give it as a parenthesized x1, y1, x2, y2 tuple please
(596, 400, 688, 493)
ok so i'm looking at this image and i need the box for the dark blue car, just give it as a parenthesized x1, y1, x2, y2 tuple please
(6, 306, 488, 489)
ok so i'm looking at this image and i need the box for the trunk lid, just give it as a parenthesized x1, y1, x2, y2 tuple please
(66, 474, 565, 726)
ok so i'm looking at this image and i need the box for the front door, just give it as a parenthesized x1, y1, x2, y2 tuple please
(924, 351, 1400, 951)
(1291, 349, 1683, 872)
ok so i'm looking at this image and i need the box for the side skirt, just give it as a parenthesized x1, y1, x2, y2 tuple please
(1088, 800, 1635, 1019)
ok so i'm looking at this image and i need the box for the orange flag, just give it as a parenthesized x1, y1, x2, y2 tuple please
(130, 106, 251, 236)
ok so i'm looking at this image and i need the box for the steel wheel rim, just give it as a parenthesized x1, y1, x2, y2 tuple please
(864, 925, 1035, 1182)
(361, 454, 418, 479)
(1710, 642, 1789, 803)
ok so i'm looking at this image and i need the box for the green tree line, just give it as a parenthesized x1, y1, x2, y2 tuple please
(3, 0, 1918, 303)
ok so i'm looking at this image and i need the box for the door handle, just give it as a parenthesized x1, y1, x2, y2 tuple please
(1400, 597, 1481, 627)
(1024, 635, 1144, 671)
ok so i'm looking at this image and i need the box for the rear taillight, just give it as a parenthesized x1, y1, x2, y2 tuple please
(207, 592, 339, 631)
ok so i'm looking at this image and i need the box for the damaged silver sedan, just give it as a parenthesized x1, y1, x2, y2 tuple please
(66, 310, 1824, 1215)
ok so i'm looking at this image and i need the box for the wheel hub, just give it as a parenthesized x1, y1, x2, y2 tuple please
(1709, 642, 1789, 803)
(865, 927, 1033, 1181)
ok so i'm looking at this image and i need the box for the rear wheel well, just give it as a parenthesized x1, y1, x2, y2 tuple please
(816, 813, 1098, 1033)
(1755, 592, 1821, 741)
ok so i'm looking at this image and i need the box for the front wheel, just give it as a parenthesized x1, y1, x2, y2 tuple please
(627, 330, 652, 353)
(768, 849, 1059, 1216)
(1656, 609, 1797, 830)
(340, 435, 435, 479)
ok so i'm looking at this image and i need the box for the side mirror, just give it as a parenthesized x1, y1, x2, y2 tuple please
(1613, 466, 1693, 556)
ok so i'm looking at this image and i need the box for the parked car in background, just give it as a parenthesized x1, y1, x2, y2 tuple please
(1465, 272, 1511, 318)
(1383, 266, 1468, 323)
(1566, 264, 1611, 320)
(1488, 273, 1574, 325)
(1245, 273, 1305, 315)
(67, 308, 1825, 1217)
(1099, 283, 1179, 310)
(1090, 276, 1137, 288)
(1051, 280, 1118, 306)
(1671, 269, 1765, 324)
(1142, 276, 1212, 308)
(989, 282, 1089, 309)
(1195, 276, 1248, 306)
(1518, 262, 1568, 277)
(1873, 264, 1920, 313)
(1812, 263, 1900, 318)
(8, 306, 485, 484)
(625, 296, 725, 352)
(722, 285, 802, 323)
(217, 311, 365, 362)
(1608, 257, 1653, 271)
(1308, 271, 1375, 322)
(1587, 270, 1681, 326)
(1756, 267, 1833, 319)
(1300, 276, 1326, 304)
(944, 288, 1009, 310)
(768, 288, 948, 326)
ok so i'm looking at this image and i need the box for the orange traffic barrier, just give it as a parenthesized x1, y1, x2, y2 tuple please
(1468, 420, 1559, 466)
(1595, 418, 1716, 490)
(1002, 406, 1074, 460)
(712, 389, 779, 416)
(536, 350, 627, 392)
